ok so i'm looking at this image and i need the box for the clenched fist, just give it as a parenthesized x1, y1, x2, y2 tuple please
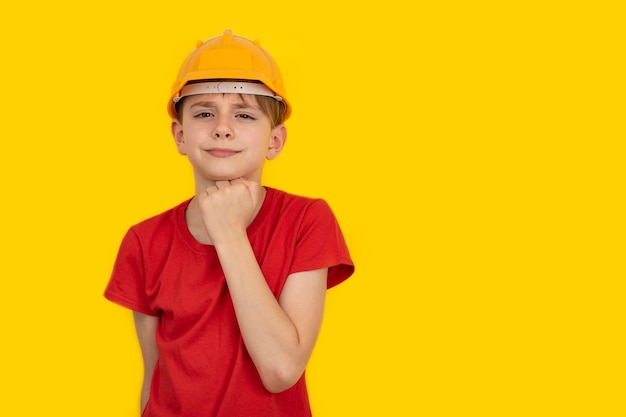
(198, 179, 265, 245)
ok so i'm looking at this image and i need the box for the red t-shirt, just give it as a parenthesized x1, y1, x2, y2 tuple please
(104, 187, 354, 417)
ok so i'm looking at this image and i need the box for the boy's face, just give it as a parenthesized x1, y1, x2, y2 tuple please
(171, 93, 286, 185)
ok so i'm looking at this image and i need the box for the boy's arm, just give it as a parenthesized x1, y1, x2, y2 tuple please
(133, 311, 159, 414)
(218, 237, 327, 393)
(200, 179, 328, 393)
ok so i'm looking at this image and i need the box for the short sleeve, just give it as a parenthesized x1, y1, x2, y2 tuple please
(104, 228, 158, 315)
(290, 199, 355, 289)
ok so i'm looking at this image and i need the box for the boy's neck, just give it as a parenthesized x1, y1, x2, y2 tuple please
(185, 197, 213, 245)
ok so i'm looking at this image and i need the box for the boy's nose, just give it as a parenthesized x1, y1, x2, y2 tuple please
(212, 120, 233, 139)
(213, 131, 232, 139)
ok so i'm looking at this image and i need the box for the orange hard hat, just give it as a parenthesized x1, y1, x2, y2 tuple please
(168, 29, 290, 120)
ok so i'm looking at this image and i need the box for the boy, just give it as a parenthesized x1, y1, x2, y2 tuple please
(104, 29, 354, 417)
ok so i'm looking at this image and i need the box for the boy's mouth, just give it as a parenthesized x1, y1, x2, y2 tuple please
(206, 148, 240, 158)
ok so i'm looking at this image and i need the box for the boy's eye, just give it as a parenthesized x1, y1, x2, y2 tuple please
(194, 112, 213, 118)
(236, 113, 255, 120)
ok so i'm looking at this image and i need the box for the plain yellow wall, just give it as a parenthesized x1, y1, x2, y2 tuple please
(1, 1, 623, 416)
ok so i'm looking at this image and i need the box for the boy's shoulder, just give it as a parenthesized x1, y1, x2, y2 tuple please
(266, 187, 328, 211)
(264, 187, 336, 227)
(129, 198, 191, 234)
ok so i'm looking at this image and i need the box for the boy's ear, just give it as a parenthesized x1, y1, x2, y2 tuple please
(266, 124, 287, 160)
(171, 119, 187, 155)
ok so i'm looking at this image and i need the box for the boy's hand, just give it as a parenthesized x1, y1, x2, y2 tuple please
(198, 179, 264, 245)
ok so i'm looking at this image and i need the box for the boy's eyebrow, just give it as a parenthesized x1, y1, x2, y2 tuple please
(232, 102, 259, 110)
(189, 100, 260, 111)
(189, 101, 217, 108)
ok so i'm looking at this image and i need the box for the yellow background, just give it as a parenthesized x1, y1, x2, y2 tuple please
(1, 1, 623, 416)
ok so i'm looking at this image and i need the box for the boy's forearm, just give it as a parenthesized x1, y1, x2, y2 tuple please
(133, 311, 159, 415)
(140, 386, 150, 415)
(214, 233, 303, 391)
